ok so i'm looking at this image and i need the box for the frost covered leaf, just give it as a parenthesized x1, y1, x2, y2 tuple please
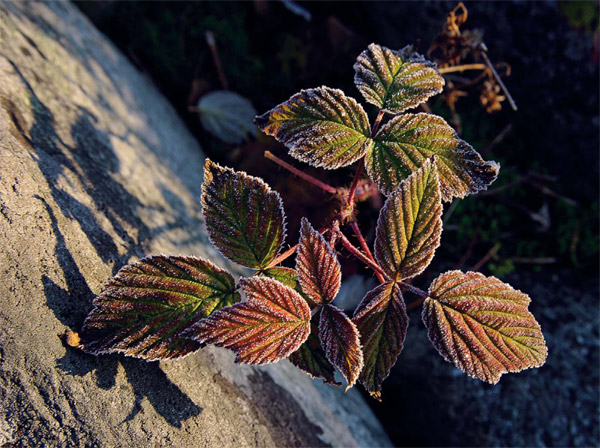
(79, 256, 240, 360)
(422, 270, 548, 384)
(254, 86, 373, 169)
(261, 267, 299, 290)
(296, 217, 341, 305)
(197, 90, 257, 144)
(374, 158, 442, 280)
(289, 320, 340, 385)
(202, 159, 286, 269)
(354, 44, 445, 114)
(353, 281, 408, 400)
(368, 113, 499, 199)
(319, 305, 364, 391)
(187, 277, 310, 365)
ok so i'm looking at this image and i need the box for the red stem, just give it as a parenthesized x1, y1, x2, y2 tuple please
(346, 158, 364, 207)
(371, 110, 385, 136)
(406, 297, 425, 311)
(338, 232, 390, 280)
(349, 221, 385, 283)
(266, 227, 329, 269)
(265, 151, 339, 195)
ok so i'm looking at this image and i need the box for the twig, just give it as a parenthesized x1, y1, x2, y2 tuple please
(205, 31, 229, 91)
(454, 229, 479, 269)
(443, 199, 459, 225)
(470, 242, 501, 271)
(438, 63, 487, 74)
(507, 257, 557, 264)
(480, 47, 518, 111)
(264, 151, 339, 195)
(481, 123, 513, 155)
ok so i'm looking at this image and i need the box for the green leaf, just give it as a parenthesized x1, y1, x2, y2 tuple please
(261, 267, 299, 290)
(354, 44, 445, 114)
(79, 255, 240, 360)
(254, 86, 373, 169)
(422, 270, 548, 384)
(187, 277, 311, 365)
(197, 90, 258, 144)
(202, 159, 286, 270)
(368, 113, 499, 200)
(374, 158, 443, 280)
(296, 217, 341, 305)
(289, 320, 340, 386)
(353, 281, 408, 400)
(319, 304, 364, 391)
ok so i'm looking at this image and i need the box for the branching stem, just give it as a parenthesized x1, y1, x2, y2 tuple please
(480, 49, 518, 111)
(264, 151, 339, 195)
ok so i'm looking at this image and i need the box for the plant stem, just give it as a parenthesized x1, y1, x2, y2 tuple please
(346, 159, 364, 207)
(406, 297, 425, 311)
(480, 49, 518, 111)
(349, 221, 386, 283)
(371, 110, 385, 135)
(205, 31, 229, 91)
(266, 227, 330, 269)
(397, 281, 428, 299)
(470, 242, 501, 271)
(264, 151, 339, 195)
(438, 63, 487, 74)
(338, 232, 389, 281)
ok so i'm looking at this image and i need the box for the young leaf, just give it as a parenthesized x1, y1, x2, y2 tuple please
(202, 159, 286, 270)
(289, 320, 341, 386)
(197, 90, 257, 144)
(353, 281, 408, 400)
(296, 217, 341, 305)
(354, 44, 445, 114)
(79, 255, 240, 360)
(422, 270, 548, 384)
(374, 158, 443, 280)
(368, 113, 499, 199)
(186, 277, 311, 365)
(254, 86, 373, 169)
(319, 305, 364, 391)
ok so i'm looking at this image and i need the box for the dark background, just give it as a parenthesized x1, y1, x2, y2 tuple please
(77, 1, 599, 446)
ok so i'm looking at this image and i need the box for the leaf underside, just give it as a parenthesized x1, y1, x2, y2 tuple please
(202, 159, 286, 270)
(319, 304, 364, 391)
(254, 86, 373, 169)
(422, 270, 548, 384)
(197, 90, 257, 144)
(296, 217, 342, 305)
(353, 281, 408, 399)
(374, 158, 443, 280)
(187, 277, 311, 365)
(354, 43, 445, 114)
(368, 113, 499, 200)
(80, 255, 240, 360)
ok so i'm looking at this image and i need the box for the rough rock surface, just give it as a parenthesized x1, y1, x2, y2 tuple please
(0, 2, 391, 447)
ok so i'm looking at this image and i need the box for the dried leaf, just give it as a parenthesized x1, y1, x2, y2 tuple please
(187, 277, 311, 365)
(296, 217, 341, 305)
(374, 158, 443, 280)
(202, 159, 286, 270)
(422, 270, 548, 384)
(354, 44, 445, 114)
(289, 320, 340, 385)
(353, 281, 408, 400)
(319, 305, 364, 391)
(254, 86, 373, 169)
(368, 113, 499, 200)
(79, 255, 240, 360)
(197, 90, 258, 144)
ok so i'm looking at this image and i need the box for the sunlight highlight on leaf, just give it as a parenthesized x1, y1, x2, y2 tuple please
(254, 86, 373, 169)
(187, 277, 311, 365)
(79, 255, 240, 360)
(202, 159, 286, 269)
(422, 270, 548, 384)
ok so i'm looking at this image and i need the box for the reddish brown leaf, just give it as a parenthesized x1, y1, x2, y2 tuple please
(319, 305, 364, 391)
(422, 270, 548, 384)
(187, 277, 311, 365)
(296, 218, 341, 305)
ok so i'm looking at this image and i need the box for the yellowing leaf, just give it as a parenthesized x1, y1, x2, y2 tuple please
(187, 277, 311, 365)
(374, 158, 443, 280)
(79, 255, 240, 360)
(368, 113, 499, 200)
(254, 86, 373, 169)
(319, 305, 364, 391)
(422, 270, 548, 384)
(202, 159, 286, 270)
(354, 44, 445, 113)
(296, 217, 341, 305)
(353, 281, 408, 400)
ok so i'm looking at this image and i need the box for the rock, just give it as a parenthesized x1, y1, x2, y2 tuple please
(0, 2, 391, 447)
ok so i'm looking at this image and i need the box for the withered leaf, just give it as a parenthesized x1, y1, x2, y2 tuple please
(354, 44, 445, 114)
(353, 281, 408, 399)
(374, 158, 443, 280)
(187, 277, 311, 365)
(422, 270, 548, 384)
(79, 255, 240, 360)
(254, 86, 373, 169)
(202, 159, 286, 269)
(319, 305, 364, 391)
(368, 113, 499, 200)
(296, 217, 342, 305)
